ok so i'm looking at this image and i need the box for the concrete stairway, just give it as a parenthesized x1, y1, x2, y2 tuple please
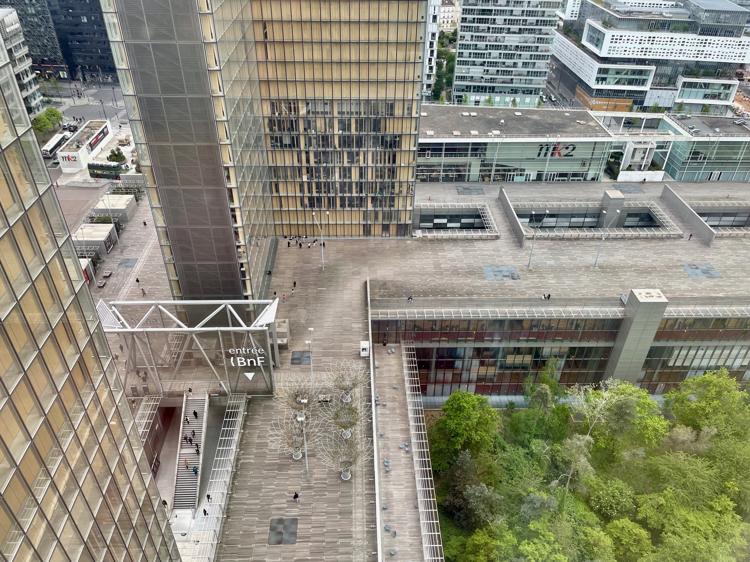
(172, 394, 207, 510)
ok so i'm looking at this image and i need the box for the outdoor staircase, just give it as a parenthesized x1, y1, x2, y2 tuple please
(173, 393, 208, 510)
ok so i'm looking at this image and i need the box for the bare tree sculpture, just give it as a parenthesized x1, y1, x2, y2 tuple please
(328, 360, 370, 403)
(317, 431, 373, 481)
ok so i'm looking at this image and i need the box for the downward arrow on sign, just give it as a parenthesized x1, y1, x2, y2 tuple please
(244, 372, 255, 382)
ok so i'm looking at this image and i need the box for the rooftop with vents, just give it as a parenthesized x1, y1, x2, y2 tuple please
(419, 104, 611, 140)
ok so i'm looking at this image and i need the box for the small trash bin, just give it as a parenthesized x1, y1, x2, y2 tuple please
(360, 341, 370, 358)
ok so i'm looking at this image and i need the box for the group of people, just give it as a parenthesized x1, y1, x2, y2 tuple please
(285, 235, 325, 249)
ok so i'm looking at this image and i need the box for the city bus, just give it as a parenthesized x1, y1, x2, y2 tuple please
(41, 133, 70, 159)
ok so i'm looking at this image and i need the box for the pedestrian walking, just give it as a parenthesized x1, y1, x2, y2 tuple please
(141, 287, 146, 296)
(119, 344, 123, 352)
(322, 241, 325, 248)
(203, 509, 208, 516)
(407, 295, 413, 303)
(282, 293, 287, 303)
(293, 491, 300, 503)
(188, 387, 193, 397)
(184, 460, 189, 470)
(135, 277, 140, 284)
(206, 494, 212, 503)
(162, 499, 168, 508)
(193, 466, 199, 476)
(293, 280, 297, 289)
(273, 291, 277, 299)
(183, 435, 188, 444)
(688, 233, 693, 240)
(383, 336, 387, 347)
(193, 410, 198, 419)
(191, 429, 195, 438)
(288, 241, 291, 247)
(291, 287, 295, 296)
(184, 416, 189, 425)
(195, 445, 200, 455)
(188, 437, 193, 445)
(143, 220, 147, 227)
(298, 242, 302, 248)
(307, 243, 311, 248)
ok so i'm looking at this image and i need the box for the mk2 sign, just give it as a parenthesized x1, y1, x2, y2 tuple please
(537, 143, 576, 158)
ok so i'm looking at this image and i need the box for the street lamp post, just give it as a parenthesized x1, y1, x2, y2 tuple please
(311, 211, 328, 270)
(527, 209, 548, 270)
(296, 411, 309, 475)
(99, 99, 107, 122)
(105, 190, 119, 244)
(305, 327, 314, 382)
(594, 209, 619, 267)
(111, 86, 118, 108)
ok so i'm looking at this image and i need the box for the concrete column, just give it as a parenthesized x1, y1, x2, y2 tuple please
(605, 289, 668, 383)
(600, 189, 625, 228)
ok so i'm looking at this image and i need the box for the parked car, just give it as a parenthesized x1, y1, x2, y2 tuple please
(96, 280, 107, 288)
(102, 270, 113, 278)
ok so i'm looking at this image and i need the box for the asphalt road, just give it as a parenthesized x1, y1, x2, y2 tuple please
(42, 83, 129, 172)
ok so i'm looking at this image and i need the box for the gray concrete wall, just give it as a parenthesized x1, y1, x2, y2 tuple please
(660, 185, 715, 245)
(498, 188, 526, 246)
(605, 289, 668, 382)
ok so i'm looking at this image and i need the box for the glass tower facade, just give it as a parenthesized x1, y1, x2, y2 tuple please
(255, 0, 423, 237)
(0, 43, 178, 561)
(102, 0, 424, 299)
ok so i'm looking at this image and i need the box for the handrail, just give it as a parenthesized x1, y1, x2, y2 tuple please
(366, 279, 384, 562)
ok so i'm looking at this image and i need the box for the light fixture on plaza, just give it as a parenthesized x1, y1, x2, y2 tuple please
(594, 209, 620, 268)
(527, 208, 549, 270)
(311, 210, 329, 270)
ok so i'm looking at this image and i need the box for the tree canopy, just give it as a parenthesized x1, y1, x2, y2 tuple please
(431, 370, 750, 561)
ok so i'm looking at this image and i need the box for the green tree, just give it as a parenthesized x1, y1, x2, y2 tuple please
(464, 522, 518, 562)
(587, 476, 636, 520)
(517, 520, 568, 562)
(605, 518, 653, 562)
(664, 369, 750, 439)
(43, 107, 63, 127)
(701, 104, 710, 114)
(108, 148, 127, 164)
(432, 75, 445, 101)
(32, 114, 54, 134)
(463, 483, 504, 528)
(429, 391, 501, 473)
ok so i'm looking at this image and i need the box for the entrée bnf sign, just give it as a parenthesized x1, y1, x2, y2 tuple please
(228, 346, 266, 367)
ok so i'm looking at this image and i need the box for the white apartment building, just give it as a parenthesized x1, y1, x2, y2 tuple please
(439, 0, 461, 31)
(0, 8, 41, 115)
(424, 0, 442, 98)
(553, 0, 749, 113)
(453, 0, 560, 108)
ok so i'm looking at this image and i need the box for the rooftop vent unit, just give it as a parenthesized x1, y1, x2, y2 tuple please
(514, 112, 522, 116)
(425, 130, 434, 135)
(470, 130, 479, 135)
(453, 130, 461, 136)
(461, 112, 470, 116)
(420, 112, 427, 116)
(492, 129, 501, 135)
(564, 112, 570, 116)
(714, 128, 721, 133)
(470, 112, 478, 116)
(500, 119, 505, 124)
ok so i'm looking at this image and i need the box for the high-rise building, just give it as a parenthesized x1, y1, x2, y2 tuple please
(553, 0, 749, 113)
(0, 41, 179, 560)
(1, 0, 67, 78)
(424, 0, 441, 98)
(0, 8, 42, 115)
(453, 0, 560, 108)
(46, 0, 116, 81)
(102, 0, 425, 299)
(439, 0, 461, 32)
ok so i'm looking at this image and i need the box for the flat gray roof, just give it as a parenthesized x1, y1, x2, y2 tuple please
(359, 181, 750, 307)
(672, 115, 750, 138)
(419, 105, 612, 139)
(689, 0, 747, 12)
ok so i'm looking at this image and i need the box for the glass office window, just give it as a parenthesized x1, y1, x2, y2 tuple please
(0, 330, 22, 391)
(0, 234, 29, 293)
(3, 141, 36, 207)
(4, 306, 36, 366)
